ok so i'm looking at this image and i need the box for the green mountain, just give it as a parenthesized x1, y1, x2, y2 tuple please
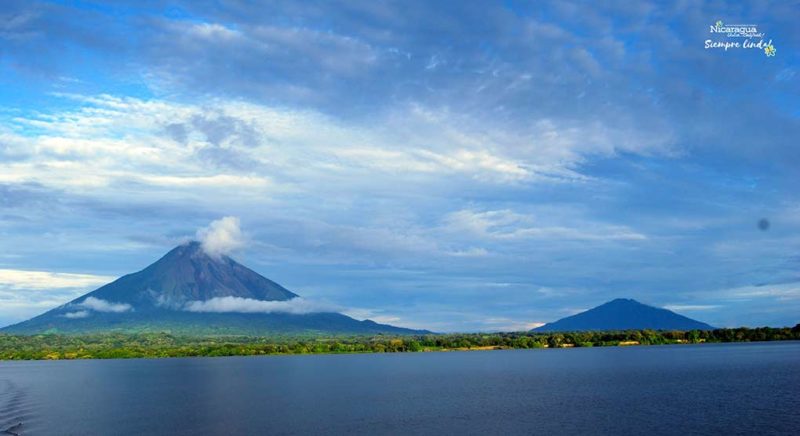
(2, 242, 426, 335)
(532, 298, 715, 332)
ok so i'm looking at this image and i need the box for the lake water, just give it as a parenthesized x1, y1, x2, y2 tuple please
(1, 342, 798, 435)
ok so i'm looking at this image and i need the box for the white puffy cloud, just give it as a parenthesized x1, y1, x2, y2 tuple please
(62, 310, 90, 319)
(77, 296, 133, 313)
(196, 216, 245, 257)
(183, 296, 338, 314)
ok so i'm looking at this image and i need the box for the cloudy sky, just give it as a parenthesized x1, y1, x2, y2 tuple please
(0, 0, 798, 331)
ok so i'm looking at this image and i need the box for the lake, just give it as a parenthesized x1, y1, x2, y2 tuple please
(1, 341, 798, 435)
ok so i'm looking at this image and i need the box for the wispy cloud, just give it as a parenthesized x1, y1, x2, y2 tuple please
(696, 282, 800, 302)
(183, 296, 338, 314)
(443, 209, 647, 241)
(0, 269, 113, 290)
(2, 94, 669, 193)
(481, 317, 546, 332)
(664, 305, 721, 312)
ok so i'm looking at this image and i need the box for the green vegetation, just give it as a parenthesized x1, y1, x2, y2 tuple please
(1, 325, 798, 360)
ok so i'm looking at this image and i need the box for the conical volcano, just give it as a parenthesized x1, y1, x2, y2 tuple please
(3, 242, 426, 335)
(83, 241, 298, 310)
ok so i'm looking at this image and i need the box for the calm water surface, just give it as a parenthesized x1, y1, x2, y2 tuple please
(1, 341, 798, 435)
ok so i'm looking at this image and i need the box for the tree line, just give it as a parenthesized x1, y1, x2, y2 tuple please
(0, 325, 798, 360)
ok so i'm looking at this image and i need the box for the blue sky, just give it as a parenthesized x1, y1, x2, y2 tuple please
(0, 0, 798, 331)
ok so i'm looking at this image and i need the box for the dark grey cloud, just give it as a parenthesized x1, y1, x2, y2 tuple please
(164, 112, 263, 169)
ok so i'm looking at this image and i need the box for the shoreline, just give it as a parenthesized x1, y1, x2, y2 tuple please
(1, 340, 798, 362)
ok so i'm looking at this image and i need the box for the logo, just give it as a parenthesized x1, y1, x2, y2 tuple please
(705, 20, 775, 57)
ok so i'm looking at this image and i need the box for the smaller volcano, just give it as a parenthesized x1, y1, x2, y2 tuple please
(532, 298, 715, 332)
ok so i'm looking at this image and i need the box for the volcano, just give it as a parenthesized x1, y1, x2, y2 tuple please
(532, 298, 715, 332)
(2, 242, 426, 335)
